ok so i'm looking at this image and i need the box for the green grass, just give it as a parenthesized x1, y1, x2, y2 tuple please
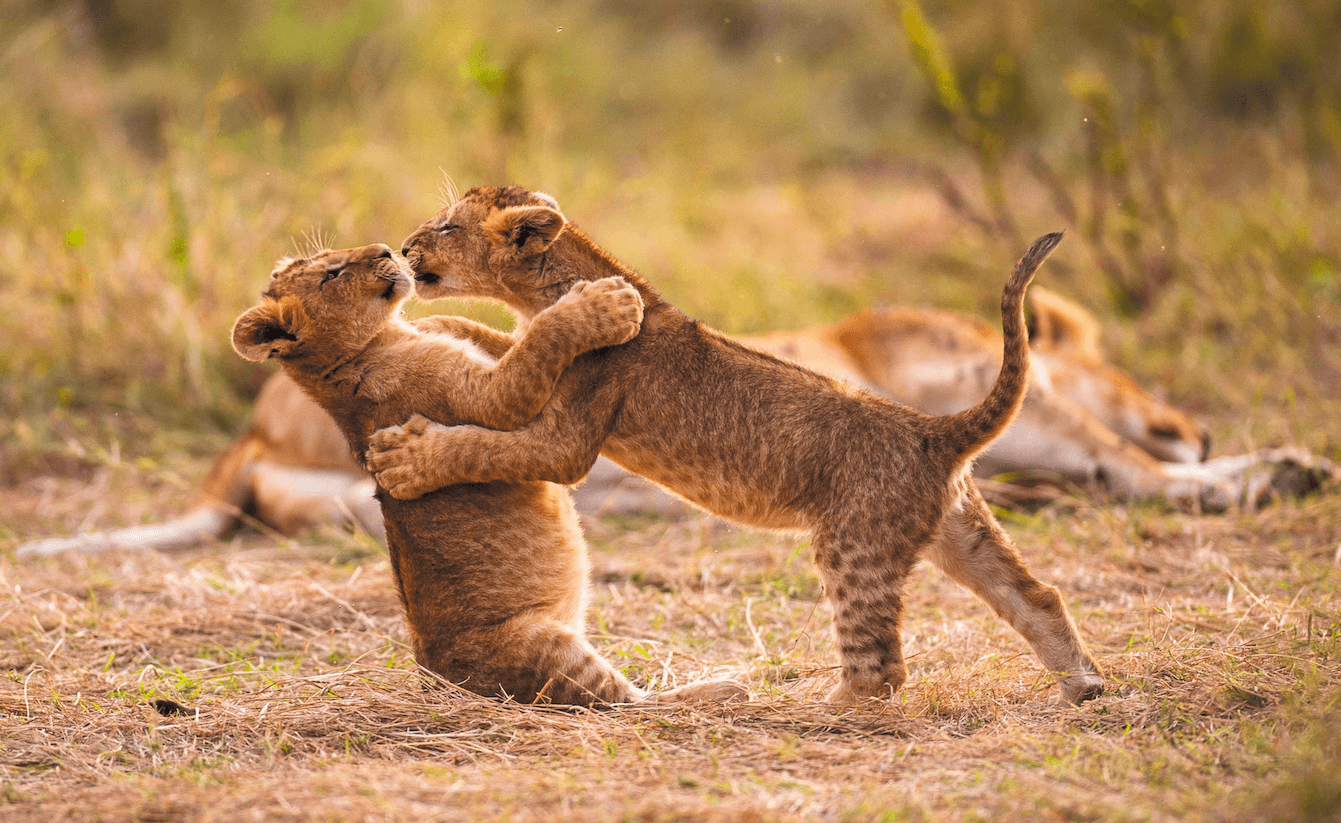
(3, 0, 1339, 471)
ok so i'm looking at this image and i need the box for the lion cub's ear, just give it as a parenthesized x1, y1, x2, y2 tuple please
(232, 298, 305, 362)
(1027, 286, 1103, 363)
(483, 205, 566, 259)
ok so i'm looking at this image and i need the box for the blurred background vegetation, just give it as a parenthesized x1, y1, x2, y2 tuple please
(2, 0, 1338, 479)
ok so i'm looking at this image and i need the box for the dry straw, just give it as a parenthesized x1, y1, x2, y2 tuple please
(3, 485, 1339, 820)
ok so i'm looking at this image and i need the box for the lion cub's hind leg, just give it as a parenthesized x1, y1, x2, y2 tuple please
(812, 527, 922, 705)
(421, 616, 748, 708)
(647, 679, 750, 705)
(924, 482, 1104, 705)
(424, 615, 643, 707)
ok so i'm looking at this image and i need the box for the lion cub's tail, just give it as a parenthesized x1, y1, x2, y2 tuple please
(943, 232, 1063, 462)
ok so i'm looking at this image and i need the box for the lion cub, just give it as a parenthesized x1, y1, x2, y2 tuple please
(373, 186, 1104, 705)
(231, 242, 741, 707)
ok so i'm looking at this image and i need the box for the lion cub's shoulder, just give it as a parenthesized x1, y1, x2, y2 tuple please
(406, 320, 497, 368)
(353, 319, 498, 402)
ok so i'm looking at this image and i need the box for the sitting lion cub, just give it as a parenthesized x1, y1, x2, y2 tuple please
(231, 242, 742, 707)
(375, 186, 1104, 705)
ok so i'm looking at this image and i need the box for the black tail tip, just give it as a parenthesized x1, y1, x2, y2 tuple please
(1022, 231, 1064, 267)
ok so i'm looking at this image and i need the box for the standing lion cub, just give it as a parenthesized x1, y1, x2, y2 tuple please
(231, 242, 741, 707)
(373, 186, 1104, 705)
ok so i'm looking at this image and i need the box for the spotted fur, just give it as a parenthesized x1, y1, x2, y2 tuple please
(230, 242, 741, 707)
(373, 187, 1103, 704)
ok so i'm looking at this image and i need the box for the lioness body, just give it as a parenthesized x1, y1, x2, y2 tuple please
(20, 283, 1329, 557)
(741, 293, 1227, 509)
(230, 243, 685, 707)
(380, 186, 1104, 704)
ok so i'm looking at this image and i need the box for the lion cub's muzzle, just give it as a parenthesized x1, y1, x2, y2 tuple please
(367, 250, 412, 300)
(398, 232, 442, 284)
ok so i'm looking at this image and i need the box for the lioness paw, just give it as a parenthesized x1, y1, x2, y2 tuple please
(1199, 480, 1235, 513)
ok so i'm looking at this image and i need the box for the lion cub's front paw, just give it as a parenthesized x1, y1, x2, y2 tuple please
(556, 276, 645, 350)
(823, 683, 871, 707)
(366, 414, 444, 500)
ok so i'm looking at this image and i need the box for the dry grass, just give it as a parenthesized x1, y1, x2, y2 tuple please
(3, 470, 1339, 821)
(4, 3, 1341, 818)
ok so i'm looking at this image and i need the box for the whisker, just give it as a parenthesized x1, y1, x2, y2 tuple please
(298, 226, 332, 258)
(438, 167, 460, 208)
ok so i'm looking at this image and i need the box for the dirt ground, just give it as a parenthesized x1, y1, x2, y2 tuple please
(2, 463, 1340, 822)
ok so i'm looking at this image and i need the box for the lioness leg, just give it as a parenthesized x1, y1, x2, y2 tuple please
(249, 463, 385, 540)
(15, 508, 235, 557)
(813, 529, 919, 703)
(925, 483, 1103, 704)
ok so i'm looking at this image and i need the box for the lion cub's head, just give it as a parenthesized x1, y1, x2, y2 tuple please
(400, 185, 571, 310)
(232, 243, 412, 363)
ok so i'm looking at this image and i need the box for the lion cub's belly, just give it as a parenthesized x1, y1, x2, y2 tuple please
(602, 438, 812, 532)
(379, 481, 590, 635)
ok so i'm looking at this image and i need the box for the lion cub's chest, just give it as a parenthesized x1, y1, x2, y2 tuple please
(335, 329, 499, 456)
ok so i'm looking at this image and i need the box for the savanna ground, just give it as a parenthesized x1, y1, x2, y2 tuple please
(4, 461, 1341, 821)
(3, 1, 1341, 820)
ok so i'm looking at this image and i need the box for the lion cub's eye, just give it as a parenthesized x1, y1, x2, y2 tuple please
(436, 223, 460, 234)
(321, 267, 345, 284)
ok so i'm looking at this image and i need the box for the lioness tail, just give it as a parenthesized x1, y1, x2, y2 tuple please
(14, 436, 255, 556)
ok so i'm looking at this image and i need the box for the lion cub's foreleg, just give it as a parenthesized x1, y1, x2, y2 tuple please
(411, 315, 516, 359)
(407, 277, 643, 432)
(369, 402, 608, 498)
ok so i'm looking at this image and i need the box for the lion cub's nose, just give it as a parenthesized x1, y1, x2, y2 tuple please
(371, 244, 394, 259)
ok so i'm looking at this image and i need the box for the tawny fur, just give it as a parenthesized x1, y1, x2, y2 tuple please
(229, 242, 741, 708)
(373, 186, 1104, 704)
(30, 260, 1338, 557)
(741, 288, 1231, 511)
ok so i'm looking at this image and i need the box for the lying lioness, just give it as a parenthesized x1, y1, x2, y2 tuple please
(375, 185, 1103, 705)
(230, 243, 739, 707)
(16, 241, 1333, 557)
